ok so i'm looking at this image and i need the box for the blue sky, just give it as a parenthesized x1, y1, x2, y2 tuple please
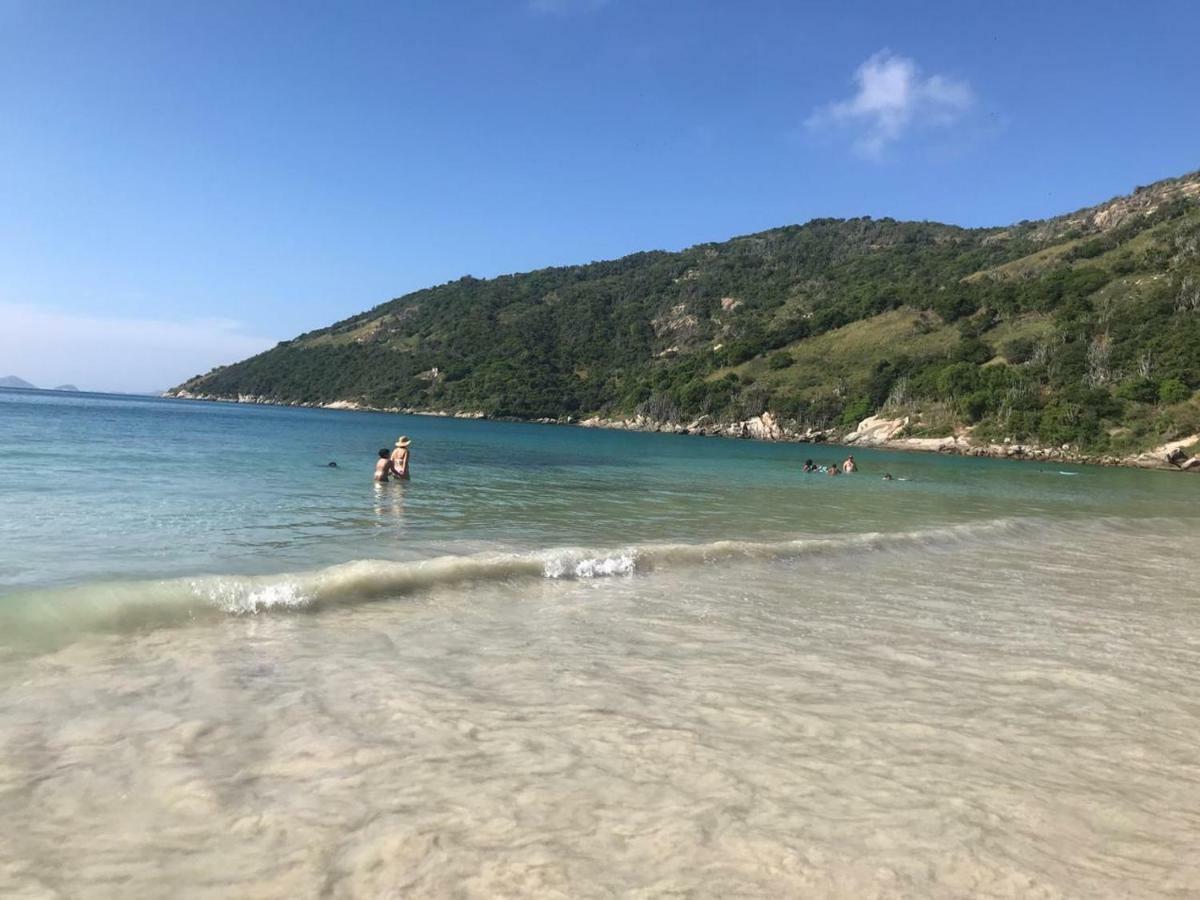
(2, 0, 1198, 391)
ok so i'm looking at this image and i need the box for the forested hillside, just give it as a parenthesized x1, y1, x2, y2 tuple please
(173, 171, 1200, 454)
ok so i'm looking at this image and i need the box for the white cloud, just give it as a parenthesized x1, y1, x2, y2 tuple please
(0, 302, 276, 394)
(807, 51, 974, 159)
(527, 0, 608, 14)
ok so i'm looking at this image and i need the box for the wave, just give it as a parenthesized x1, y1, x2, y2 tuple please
(0, 518, 1028, 652)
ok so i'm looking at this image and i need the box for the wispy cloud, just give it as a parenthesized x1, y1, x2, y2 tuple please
(527, 0, 609, 15)
(807, 50, 974, 159)
(0, 302, 276, 393)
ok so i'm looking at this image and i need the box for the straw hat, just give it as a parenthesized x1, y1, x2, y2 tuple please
(394, 436, 411, 448)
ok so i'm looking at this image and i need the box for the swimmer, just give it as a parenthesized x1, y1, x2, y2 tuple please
(374, 448, 399, 482)
(882, 472, 893, 481)
(842, 455, 857, 473)
(803, 459, 817, 473)
(827, 463, 840, 476)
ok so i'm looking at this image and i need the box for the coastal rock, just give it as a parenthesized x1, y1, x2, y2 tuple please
(1129, 433, 1200, 469)
(741, 412, 786, 441)
(892, 435, 968, 453)
(844, 415, 909, 446)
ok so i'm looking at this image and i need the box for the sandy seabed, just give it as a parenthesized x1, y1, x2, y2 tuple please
(2, 520, 1199, 899)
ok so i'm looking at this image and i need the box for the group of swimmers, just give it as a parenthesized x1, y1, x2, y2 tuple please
(370, 437, 893, 482)
(803, 454, 858, 476)
(802, 454, 895, 480)
(373, 435, 411, 482)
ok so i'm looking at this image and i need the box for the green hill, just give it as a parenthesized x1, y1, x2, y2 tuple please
(172, 170, 1200, 456)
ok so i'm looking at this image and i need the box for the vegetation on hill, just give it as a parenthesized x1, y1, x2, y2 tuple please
(174, 171, 1200, 454)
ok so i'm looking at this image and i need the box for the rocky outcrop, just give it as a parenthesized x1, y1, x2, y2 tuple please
(1129, 434, 1200, 470)
(843, 415, 910, 445)
(575, 410, 1200, 471)
(1033, 171, 1200, 240)
(734, 412, 786, 441)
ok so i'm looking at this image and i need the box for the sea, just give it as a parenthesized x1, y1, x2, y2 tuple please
(1, 386, 1198, 898)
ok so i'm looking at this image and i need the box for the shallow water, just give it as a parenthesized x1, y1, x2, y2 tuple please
(2, 388, 1199, 897)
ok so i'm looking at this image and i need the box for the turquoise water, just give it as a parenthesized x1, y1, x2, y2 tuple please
(1, 386, 1194, 595)
(3, 386, 1200, 896)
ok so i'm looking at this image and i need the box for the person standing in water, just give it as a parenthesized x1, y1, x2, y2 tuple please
(390, 436, 411, 481)
(842, 455, 857, 473)
(374, 449, 399, 482)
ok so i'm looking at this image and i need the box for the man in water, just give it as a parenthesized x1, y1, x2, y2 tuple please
(803, 459, 817, 473)
(374, 449, 399, 482)
(842, 455, 857, 473)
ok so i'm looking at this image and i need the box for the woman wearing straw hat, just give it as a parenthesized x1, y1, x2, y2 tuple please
(390, 436, 411, 480)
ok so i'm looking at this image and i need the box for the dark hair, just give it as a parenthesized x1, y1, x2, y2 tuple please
(378, 448, 390, 459)
(804, 459, 814, 466)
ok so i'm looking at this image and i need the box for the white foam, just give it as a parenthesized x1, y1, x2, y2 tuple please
(1, 516, 1039, 650)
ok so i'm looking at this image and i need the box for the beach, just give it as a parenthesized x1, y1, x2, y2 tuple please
(2, 387, 1199, 897)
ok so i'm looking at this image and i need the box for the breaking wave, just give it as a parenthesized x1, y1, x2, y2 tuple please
(1, 518, 1032, 651)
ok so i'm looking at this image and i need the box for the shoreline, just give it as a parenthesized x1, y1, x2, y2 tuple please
(163, 390, 1200, 473)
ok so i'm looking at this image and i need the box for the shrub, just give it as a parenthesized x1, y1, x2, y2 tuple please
(1116, 378, 1159, 405)
(962, 390, 992, 423)
(839, 396, 873, 427)
(1159, 378, 1191, 405)
(953, 337, 994, 365)
(1002, 337, 1037, 365)
(935, 362, 980, 398)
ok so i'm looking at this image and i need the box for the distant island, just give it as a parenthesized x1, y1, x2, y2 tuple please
(0, 377, 81, 392)
(170, 170, 1200, 470)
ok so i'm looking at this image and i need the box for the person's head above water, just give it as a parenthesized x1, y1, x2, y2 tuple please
(378, 448, 390, 459)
